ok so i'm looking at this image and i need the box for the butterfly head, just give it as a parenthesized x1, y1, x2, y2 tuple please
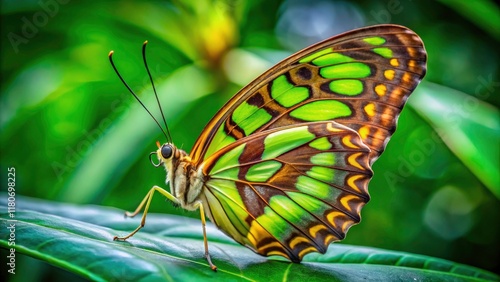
(151, 141, 190, 172)
(149, 142, 177, 193)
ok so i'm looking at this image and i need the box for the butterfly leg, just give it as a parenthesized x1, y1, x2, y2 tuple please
(113, 185, 179, 241)
(197, 202, 217, 271)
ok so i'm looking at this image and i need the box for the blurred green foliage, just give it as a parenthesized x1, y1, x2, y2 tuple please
(1, 0, 499, 280)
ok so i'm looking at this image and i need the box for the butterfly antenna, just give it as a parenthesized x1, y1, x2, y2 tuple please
(142, 41, 173, 143)
(108, 50, 169, 141)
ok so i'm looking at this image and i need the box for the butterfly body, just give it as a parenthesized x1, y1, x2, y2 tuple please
(112, 24, 427, 270)
(159, 144, 205, 211)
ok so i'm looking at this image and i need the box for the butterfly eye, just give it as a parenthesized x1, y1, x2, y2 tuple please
(161, 144, 173, 159)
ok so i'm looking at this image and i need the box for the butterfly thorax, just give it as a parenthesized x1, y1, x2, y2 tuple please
(156, 143, 205, 211)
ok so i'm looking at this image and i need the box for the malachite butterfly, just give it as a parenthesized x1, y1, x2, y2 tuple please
(109, 24, 427, 271)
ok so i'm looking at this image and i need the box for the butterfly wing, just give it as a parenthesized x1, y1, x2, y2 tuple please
(190, 24, 427, 164)
(200, 121, 372, 261)
(189, 24, 426, 260)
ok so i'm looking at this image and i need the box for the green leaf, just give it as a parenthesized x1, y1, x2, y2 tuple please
(1, 194, 498, 281)
(437, 0, 500, 40)
(409, 82, 500, 198)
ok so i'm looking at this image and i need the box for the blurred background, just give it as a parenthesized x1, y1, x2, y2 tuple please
(1, 0, 499, 279)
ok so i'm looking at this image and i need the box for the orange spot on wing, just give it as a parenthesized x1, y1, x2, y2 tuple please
(259, 241, 284, 252)
(375, 84, 386, 96)
(348, 152, 365, 170)
(342, 135, 360, 149)
(309, 224, 328, 238)
(248, 221, 270, 248)
(341, 218, 355, 233)
(326, 211, 343, 228)
(402, 72, 412, 84)
(407, 47, 416, 57)
(340, 194, 358, 212)
(267, 250, 289, 258)
(347, 174, 365, 193)
(364, 103, 376, 117)
(384, 69, 395, 80)
(324, 234, 336, 245)
(359, 125, 370, 140)
(289, 236, 310, 249)
(326, 122, 344, 132)
(298, 246, 317, 259)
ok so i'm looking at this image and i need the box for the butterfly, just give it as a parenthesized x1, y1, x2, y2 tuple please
(109, 24, 427, 271)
